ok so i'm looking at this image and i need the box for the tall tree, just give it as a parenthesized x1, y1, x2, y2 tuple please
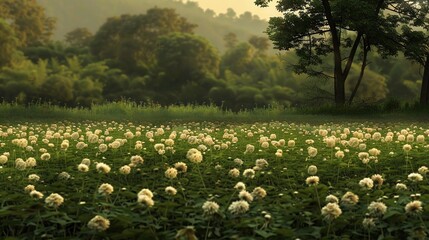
(223, 32, 238, 49)
(90, 8, 196, 74)
(248, 35, 270, 53)
(0, 19, 18, 68)
(0, 0, 55, 47)
(255, 0, 403, 105)
(65, 27, 93, 48)
(154, 33, 220, 104)
(401, 1, 429, 105)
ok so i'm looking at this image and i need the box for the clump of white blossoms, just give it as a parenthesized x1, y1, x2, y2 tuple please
(98, 183, 114, 196)
(229, 168, 240, 178)
(307, 165, 318, 175)
(186, 148, 203, 164)
(405, 200, 423, 215)
(165, 186, 177, 196)
(408, 173, 423, 182)
(371, 174, 384, 187)
(76, 141, 88, 150)
(233, 158, 243, 166)
(119, 165, 131, 175)
(58, 172, 70, 180)
(403, 144, 412, 152)
(28, 174, 40, 182)
(40, 153, 51, 161)
(15, 158, 26, 170)
(87, 215, 110, 232)
(418, 166, 429, 175)
(306, 175, 320, 186)
(202, 201, 220, 215)
(0, 155, 8, 164)
(234, 182, 246, 191)
(368, 148, 381, 156)
(244, 144, 255, 154)
(228, 200, 250, 215)
(362, 217, 376, 230)
(255, 159, 269, 169)
(174, 162, 188, 173)
(395, 183, 407, 190)
(335, 150, 345, 159)
(359, 178, 374, 190)
(243, 169, 255, 179)
(165, 167, 178, 179)
(252, 187, 267, 200)
(96, 162, 111, 174)
(325, 195, 339, 204)
(325, 137, 336, 148)
(341, 192, 359, 206)
(321, 203, 342, 221)
(238, 190, 253, 203)
(129, 155, 143, 166)
(78, 163, 89, 172)
(368, 201, 387, 217)
(307, 147, 318, 158)
(45, 193, 64, 208)
(25, 157, 37, 168)
(81, 158, 91, 166)
(358, 152, 370, 164)
(24, 184, 35, 193)
(30, 190, 44, 199)
(137, 188, 154, 207)
(98, 143, 108, 153)
(154, 143, 165, 155)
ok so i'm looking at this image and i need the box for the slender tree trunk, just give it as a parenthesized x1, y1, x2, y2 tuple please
(321, 0, 345, 105)
(420, 54, 429, 105)
(349, 40, 369, 105)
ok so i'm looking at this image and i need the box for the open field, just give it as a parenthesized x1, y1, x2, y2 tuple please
(1, 117, 429, 239)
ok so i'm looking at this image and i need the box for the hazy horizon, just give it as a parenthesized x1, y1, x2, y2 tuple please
(186, 0, 280, 20)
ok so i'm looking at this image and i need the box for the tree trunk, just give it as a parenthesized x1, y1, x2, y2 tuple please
(349, 40, 369, 105)
(321, 0, 345, 105)
(420, 54, 429, 105)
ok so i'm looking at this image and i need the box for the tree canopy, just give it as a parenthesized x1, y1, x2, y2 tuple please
(255, 0, 408, 105)
(90, 8, 196, 74)
(0, 0, 55, 47)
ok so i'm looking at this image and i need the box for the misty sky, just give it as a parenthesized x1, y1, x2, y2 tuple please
(187, 0, 280, 20)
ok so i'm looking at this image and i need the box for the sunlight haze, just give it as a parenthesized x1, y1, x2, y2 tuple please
(186, 0, 280, 20)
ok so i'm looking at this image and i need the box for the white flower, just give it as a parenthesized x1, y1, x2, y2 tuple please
(228, 200, 250, 215)
(408, 173, 423, 182)
(202, 201, 220, 215)
(359, 178, 374, 190)
(87, 215, 110, 232)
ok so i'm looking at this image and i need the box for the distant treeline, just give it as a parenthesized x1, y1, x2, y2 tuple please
(0, 0, 424, 110)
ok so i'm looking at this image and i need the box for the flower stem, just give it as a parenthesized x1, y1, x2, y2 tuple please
(314, 185, 321, 211)
(196, 164, 206, 190)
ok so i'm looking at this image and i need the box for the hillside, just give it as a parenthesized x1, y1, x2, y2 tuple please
(38, 0, 272, 52)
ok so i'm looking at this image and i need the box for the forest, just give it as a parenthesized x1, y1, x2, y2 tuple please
(0, 0, 427, 110)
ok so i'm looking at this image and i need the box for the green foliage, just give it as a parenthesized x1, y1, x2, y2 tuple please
(0, 0, 55, 47)
(156, 33, 220, 85)
(90, 8, 196, 74)
(65, 28, 93, 48)
(255, 0, 407, 105)
(0, 19, 18, 68)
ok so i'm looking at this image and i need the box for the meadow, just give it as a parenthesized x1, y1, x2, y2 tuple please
(1, 112, 429, 239)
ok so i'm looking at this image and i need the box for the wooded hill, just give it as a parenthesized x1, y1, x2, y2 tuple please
(38, 0, 270, 52)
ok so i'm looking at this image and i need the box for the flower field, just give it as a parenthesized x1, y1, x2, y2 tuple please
(0, 121, 429, 239)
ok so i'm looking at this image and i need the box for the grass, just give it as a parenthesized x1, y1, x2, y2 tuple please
(1, 101, 429, 124)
